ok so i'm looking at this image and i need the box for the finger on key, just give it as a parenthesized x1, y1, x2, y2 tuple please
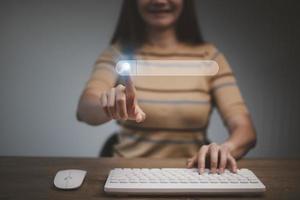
(228, 154, 237, 173)
(210, 144, 219, 174)
(186, 155, 197, 168)
(198, 145, 209, 174)
(219, 148, 228, 174)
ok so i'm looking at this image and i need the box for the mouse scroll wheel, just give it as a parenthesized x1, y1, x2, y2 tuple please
(64, 176, 72, 180)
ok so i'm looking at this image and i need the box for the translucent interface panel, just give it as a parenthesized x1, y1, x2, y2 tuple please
(115, 60, 219, 76)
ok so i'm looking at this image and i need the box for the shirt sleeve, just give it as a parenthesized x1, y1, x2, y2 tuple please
(210, 48, 249, 124)
(84, 45, 121, 94)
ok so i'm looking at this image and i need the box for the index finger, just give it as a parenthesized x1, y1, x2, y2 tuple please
(124, 75, 136, 98)
(124, 75, 136, 112)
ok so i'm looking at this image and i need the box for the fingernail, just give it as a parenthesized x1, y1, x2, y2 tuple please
(199, 168, 204, 174)
(219, 168, 223, 173)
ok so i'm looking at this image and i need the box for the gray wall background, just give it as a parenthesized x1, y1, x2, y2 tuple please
(0, 0, 299, 157)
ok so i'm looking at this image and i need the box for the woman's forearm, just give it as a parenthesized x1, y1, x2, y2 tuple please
(77, 90, 111, 125)
(223, 114, 257, 159)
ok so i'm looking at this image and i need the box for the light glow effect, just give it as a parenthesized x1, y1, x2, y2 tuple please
(115, 61, 131, 75)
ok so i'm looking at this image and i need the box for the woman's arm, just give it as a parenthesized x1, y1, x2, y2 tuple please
(223, 113, 257, 159)
(77, 89, 111, 126)
(76, 46, 118, 126)
(187, 45, 256, 173)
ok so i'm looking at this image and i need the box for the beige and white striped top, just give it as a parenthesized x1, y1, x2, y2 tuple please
(85, 43, 248, 158)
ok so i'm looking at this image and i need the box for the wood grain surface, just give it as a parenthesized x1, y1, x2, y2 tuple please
(0, 157, 300, 200)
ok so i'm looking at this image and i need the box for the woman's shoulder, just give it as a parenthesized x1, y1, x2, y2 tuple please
(95, 43, 124, 63)
(102, 43, 122, 56)
(191, 42, 220, 58)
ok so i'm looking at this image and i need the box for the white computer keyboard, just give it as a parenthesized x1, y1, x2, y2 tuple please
(104, 168, 266, 195)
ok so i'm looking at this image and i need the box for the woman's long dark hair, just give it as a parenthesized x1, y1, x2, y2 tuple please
(111, 0, 204, 49)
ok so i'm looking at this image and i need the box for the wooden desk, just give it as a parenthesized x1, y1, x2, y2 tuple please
(0, 157, 300, 199)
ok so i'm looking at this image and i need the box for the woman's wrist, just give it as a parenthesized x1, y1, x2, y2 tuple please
(222, 141, 236, 152)
(221, 141, 244, 159)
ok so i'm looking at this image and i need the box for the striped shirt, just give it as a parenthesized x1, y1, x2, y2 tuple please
(85, 43, 248, 158)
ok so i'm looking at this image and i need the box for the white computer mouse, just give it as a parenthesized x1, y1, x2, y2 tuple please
(54, 169, 87, 190)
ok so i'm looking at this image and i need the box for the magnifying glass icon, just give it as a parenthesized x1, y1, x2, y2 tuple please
(115, 61, 132, 76)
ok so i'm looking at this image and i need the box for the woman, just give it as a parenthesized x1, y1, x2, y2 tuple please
(77, 0, 256, 174)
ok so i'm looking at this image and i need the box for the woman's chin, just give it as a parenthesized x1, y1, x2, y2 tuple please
(147, 20, 175, 30)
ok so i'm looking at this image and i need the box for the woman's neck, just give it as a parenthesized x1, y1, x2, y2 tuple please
(146, 27, 179, 49)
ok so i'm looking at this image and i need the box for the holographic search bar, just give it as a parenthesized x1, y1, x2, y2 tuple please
(115, 60, 219, 76)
